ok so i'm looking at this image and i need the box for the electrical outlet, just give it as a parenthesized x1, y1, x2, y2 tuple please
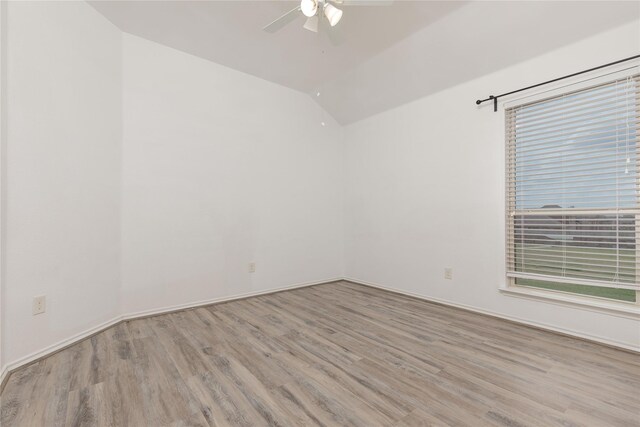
(444, 268, 453, 280)
(248, 262, 256, 273)
(33, 295, 46, 315)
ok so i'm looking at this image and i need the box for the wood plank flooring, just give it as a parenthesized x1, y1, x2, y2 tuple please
(1, 281, 639, 426)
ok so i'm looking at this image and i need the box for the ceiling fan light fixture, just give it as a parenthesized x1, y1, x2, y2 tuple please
(303, 15, 319, 32)
(300, 0, 318, 17)
(323, 3, 343, 26)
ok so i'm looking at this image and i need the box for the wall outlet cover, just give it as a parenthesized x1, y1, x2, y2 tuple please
(444, 268, 453, 280)
(33, 295, 46, 315)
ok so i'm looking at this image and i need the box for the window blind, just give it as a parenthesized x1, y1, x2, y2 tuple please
(506, 75, 639, 292)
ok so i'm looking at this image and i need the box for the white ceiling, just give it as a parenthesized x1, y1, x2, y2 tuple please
(90, 1, 639, 124)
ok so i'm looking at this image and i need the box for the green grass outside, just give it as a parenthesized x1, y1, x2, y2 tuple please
(515, 278, 636, 302)
(513, 243, 637, 302)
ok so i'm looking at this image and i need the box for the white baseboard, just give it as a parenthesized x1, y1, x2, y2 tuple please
(1, 277, 342, 389)
(123, 278, 342, 321)
(0, 365, 8, 389)
(344, 277, 640, 353)
(2, 315, 125, 386)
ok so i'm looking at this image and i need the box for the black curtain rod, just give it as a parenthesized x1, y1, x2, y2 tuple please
(475, 54, 640, 112)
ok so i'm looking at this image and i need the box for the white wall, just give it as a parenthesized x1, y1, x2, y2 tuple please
(344, 21, 640, 349)
(0, 0, 6, 374)
(2, 1, 122, 368)
(121, 34, 344, 315)
(0, 6, 344, 373)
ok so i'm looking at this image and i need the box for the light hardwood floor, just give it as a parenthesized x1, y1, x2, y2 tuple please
(1, 281, 639, 426)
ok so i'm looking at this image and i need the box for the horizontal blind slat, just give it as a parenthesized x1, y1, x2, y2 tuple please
(511, 158, 627, 175)
(507, 137, 640, 158)
(507, 164, 636, 179)
(508, 92, 639, 123)
(512, 149, 638, 165)
(506, 249, 637, 259)
(509, 102, 639, 131)
(508, 128, 639, 151)
(506, 272, 639, 291)
(510, 118, 640, 141)
(511, 171, 637, 186)
(510, 185, 639, 196)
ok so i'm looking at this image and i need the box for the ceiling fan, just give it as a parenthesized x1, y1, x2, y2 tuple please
(262, 0, 392, 35)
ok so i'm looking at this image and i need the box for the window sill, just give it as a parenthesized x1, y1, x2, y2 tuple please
(499, 286, 640, 320)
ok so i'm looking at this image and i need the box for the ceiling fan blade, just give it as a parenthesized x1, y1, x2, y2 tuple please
(333, 0, 393, 5)
(303, 15, 319, 33)
(262, 6, 301, 33)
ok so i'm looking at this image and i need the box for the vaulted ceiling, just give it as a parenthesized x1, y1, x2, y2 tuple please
(91, 1, 639, 124)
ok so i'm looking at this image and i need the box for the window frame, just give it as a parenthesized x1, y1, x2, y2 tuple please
(502, 72, 640, 314)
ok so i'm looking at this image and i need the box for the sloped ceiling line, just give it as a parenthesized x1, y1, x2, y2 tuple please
(90, 1, 639, 124)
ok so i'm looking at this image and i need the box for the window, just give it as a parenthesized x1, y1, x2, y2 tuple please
(506, 75, 639, 303)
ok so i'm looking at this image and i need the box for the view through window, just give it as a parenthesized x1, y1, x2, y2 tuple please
(506, 75, 639, 303)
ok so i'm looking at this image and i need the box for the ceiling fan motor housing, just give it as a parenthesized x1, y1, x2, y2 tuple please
(301, 0, 319, 17)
